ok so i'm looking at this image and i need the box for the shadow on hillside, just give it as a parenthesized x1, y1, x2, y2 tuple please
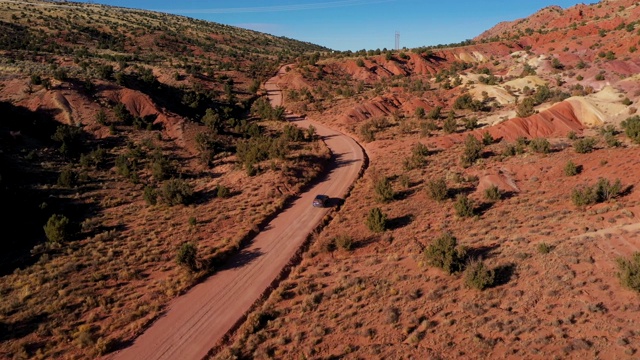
(467, 243, 500, 260)
(387, 214, 413, 230)
(492, 263, 516, 287)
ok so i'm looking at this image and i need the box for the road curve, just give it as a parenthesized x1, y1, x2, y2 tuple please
(108, 68, 365, 360)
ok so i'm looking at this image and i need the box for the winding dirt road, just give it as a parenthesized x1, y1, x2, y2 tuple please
(109, 68, 365, 360)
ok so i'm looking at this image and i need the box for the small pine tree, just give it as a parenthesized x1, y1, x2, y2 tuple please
(44, 214, 70, 243)
(366, 207, 387, 233)
(424, 232, 467, 274)
(426, 177, 448, 201)
(176, 242, 199, 272)
(564, 160, 579, 176)
(454, 194, 475, 217)
(464, 259, 495, 290)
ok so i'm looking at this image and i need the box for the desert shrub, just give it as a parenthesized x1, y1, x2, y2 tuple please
(52, 125, 83, 156)
(44, 214, 70, 243)
(622, 98, 633, 106)
(529, 137, 551, 153)
(594, 178, 622, 201)
(426, 177, 448, 201)
(460, 134, 483, 167)
(567, 131, 578, 140)
(595, 73, 605, 81)
(216, 184, 230, 198)
(143, 186, 158, 205)
(366, 207, 387, 233)
(571, 186, 598, 207)
(415, 107, 425, 119)
(427, 106, 441, 120)
(424, 232, 467, 274)
(482, 131, 494, 145)
(57, 167, 77, 187)
(516, 97, 536, 118)
(373, 176, 394, 203)
(454, 194, 475, 217)
(537, 242, 552, 254)
(283, 124, 304, 142)
(334, 234, 353, 251)
(356, 58, 365, 67)
(150, 152, 174, 181)
(176, 242, 198, 272)
(571, 178, 622, 206)
(464, 260, 495, 290)
(564, 160, 580, 176)
(443, 116, 457, 134)
(605, 133, 621, 147)
(573, 137, 597, 153)
(463, 117, 478, 130)
(484, 185, 501, 201)
(359, 122, 376, 142)
(113, 103, 133, 125)
(403, 143, 429, 170)
(621, 115, 640, 143)
(616, 253, 640, 292)
(161, 178, 194, 206)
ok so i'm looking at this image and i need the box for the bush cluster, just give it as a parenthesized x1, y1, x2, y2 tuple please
(424, 232, 467, 274)
(571, 178, 622, 207)
(366, 207, 387, 233)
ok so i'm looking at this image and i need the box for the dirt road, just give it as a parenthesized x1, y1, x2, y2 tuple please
(109, 68, 365, 360)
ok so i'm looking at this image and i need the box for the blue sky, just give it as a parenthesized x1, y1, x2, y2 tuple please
(83, 0, 586, 51)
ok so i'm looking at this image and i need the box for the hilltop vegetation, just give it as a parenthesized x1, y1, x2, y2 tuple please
(0, 1, 330, 358)
(215, 1, 640, 359)
(3, 0, 640, 359)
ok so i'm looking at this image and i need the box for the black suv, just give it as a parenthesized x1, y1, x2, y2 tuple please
(312, 194, 329, 207)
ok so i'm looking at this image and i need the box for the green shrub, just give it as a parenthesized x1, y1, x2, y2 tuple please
(573, 137, 597, 153)
(176, 242, 198, 272)
(443, 117, 457, 134)
(617, 252, 640, 292)
(537, 242, 552, 254)
(567, 131, 577, 140)
(605, 133, 621, 147)
(571, 186, 597, 207)
(424, 232, 467, 274)
(621, 115, 640, 143)
(359, 122, 376, 142)
(426, 177, 448, 201)
(460, 134, 483, 167)
(564, 160, 579, 176)
(571, 178, 622, 207)
(484, 185, 501, 201)
(57, 167, 77, 187)
(374, 176, 394, 203)
(594, 177, 622, 201)
(334, 234, 353, 251)
(44, 214, 70, 243)
(143, 186, 157, 205)
(216, 184, 230, 198)
(454, 194, 475, 217)
(482, 131, 494, 145)
(529, 137, 551, 153)
(162, 178, 194, 206)
(464, 260, 495, 290)
(366, 207, 387, 233)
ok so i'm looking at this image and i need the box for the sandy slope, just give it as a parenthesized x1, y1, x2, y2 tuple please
(107, 69, 365, 360)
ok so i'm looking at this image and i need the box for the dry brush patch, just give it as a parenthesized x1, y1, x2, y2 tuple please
(219, 136, 640, 359)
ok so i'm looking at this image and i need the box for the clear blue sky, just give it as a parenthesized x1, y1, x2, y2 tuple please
(82, 0, 586, 51)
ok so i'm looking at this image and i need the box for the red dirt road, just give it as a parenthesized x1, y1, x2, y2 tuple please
(108, 69, 365, 360)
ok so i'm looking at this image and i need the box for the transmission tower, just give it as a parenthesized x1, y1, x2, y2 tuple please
(395, 31, 400, 51)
